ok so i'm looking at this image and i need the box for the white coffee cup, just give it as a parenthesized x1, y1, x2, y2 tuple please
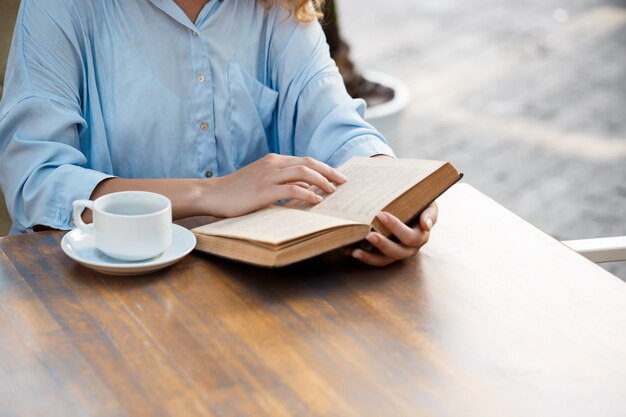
(72, 191, 172, 261)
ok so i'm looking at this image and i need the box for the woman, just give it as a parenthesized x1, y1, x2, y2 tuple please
(0, 0, 437, 266)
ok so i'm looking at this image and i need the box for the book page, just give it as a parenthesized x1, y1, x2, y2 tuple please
(193, 206, 360, 246)
(294, 157, 445, 223)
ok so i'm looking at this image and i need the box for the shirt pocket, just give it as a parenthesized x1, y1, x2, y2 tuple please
(228, 61, 279, 168)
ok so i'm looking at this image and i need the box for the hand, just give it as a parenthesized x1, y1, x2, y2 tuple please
(349, 202, 439, 267)
(209, 154, 347, 218)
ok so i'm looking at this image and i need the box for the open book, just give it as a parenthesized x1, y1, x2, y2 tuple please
(192, 157, 462, 267)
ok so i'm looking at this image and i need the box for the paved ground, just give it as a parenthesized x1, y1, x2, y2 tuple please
(338, 0, 626, 279)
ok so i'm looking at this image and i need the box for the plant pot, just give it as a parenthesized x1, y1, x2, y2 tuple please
(362, 70, 410, 147)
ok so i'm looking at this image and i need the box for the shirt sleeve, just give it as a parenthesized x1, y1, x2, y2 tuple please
(0, 0, 114, 234)
(269, 11, 395, 168)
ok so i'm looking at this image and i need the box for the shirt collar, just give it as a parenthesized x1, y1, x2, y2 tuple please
(146, 0, 221, 31)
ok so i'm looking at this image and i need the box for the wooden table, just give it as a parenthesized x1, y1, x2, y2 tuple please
(1, 184, 625, 417)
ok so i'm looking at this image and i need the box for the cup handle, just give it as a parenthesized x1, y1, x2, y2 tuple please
(72, 200, 95, 234)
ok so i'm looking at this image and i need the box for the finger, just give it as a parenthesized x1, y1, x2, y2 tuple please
(420, 202, 439, 232)
(280, 156, 348, 185)
(365, 232, 417, 261)
(288, 181, 310, 189)
(270, 184, 323, 205)
(276, 165, 336, 194)
(376, 212, 429, 248)
(351, 248, 396, 267)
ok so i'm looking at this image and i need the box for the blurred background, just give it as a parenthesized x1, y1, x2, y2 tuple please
(0, 0, 17, 236)
(337, 0, 626, 279)
(1, 0, 624, 279)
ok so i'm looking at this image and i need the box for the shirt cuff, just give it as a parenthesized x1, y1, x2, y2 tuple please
(40, 167, 116, 233)
(327, 134, 396, 168)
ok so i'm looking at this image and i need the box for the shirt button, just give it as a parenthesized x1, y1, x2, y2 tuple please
(200, 122, 209, 131)
(192, 31, 199, 37)
(197, 73, 206, 83)
(204, 170, 213, 178)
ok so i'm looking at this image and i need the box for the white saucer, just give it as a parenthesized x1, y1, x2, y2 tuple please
(61, 224, 197, 276)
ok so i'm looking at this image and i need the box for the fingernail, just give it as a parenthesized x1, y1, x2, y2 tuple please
(329, 183, 336, 192)
(376, 212, 388, 223)
(339, 173, 348, 182)
(352, 250, 363, 260)
(315, 195, 324, 203)
(425, 217, 433, 231)
(366, 233, 378, 244)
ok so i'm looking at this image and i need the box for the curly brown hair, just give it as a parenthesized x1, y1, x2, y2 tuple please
(262, 0, 325, 22)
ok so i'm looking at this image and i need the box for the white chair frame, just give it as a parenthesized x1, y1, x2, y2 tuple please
(562, 236, 626, 263)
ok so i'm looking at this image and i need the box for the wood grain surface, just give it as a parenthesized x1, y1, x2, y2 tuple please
(1, 184, 625, 417)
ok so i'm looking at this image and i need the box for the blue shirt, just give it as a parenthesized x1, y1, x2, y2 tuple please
(0, 0, 394, 234)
